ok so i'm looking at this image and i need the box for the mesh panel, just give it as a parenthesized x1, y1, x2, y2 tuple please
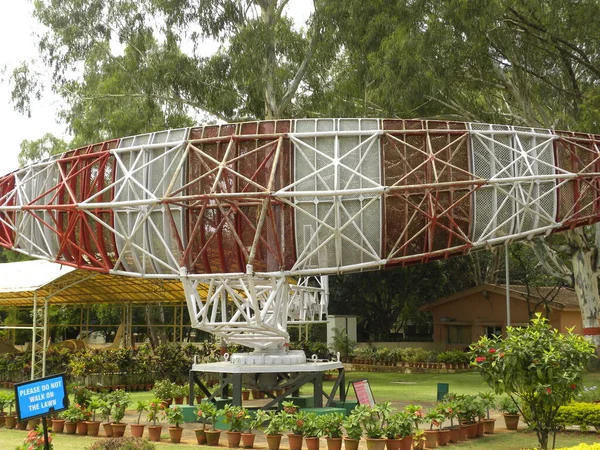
(293, 119, 381, 270)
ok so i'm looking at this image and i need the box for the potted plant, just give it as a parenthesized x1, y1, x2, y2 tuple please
(439, 397, 460, 443)
(205, 402, 223, 446)
(478, 392, 496, 434)
(264, 410, 284, 450)
(194, 401, 215, 445)
(352, 403, 389, 450)
(4, 392, 16, 429)
(382, 411, 404, 450)
(85, 394, 102, 436)
(458, 394, 479, 438)
(321, 412, 344, 450)
(98, 393, 113, 437)
(499, 397, 520, 430)
(109, 389, 131, 437)
(242, 409, 268, 449)
(152, 379, 174, 406)
(173, 384, 187, 405)
(130, 401, 146, 438)
(285, 410, 306, 450)
(302, 412, 322, 450)
(424, 409, 444, 448)
(223, 404, 246, 448)
(146, 397, 166, 442)
(342, 412, 362, 450)
(433, 404, 451, 446)
(167, 405, 185, 443)
(61, 403, 86, 435)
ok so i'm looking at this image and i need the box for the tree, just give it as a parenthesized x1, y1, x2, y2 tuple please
(13, 0, 333, 130)
(329, 258, 475, 341)
(471, 314, 595, 450)
(325, 0, 600, 345)
(507, 243, 567, 319)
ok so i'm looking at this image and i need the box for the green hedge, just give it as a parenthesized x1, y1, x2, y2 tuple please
(556, 402, 600, 431)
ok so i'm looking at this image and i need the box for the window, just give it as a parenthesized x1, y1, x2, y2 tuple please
(486, 326, 502, 338)
(447, 326, 472, 344)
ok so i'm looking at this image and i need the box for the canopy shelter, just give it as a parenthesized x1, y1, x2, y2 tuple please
(0, 260, 197, 380)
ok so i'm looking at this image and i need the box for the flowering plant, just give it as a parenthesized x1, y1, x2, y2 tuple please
(470, 314, 595, 450)
(195, 401, 217, 430)
(147, 397, 166, 426)
(17, 426, 53, 450)
(222, 404, 246, 432)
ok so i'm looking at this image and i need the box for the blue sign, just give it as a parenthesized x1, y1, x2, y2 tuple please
(14, 373, 68, 421)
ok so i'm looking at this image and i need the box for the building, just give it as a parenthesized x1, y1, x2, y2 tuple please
(421, 284, 582, 350)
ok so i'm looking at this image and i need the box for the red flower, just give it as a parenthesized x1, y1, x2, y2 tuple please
(499, 352, 505, 357)
(489, 348, 496, 354)
(475, 356, 486, 363)
(570, 384, 577, 389)
(546, 387, 552, 394)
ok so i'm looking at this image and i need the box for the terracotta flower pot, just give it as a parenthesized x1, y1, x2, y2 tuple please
(174, 397, 184, 405)
(76, 421, 88, 435)
(288, 433, 303, 450)
(169, 426, 184, 443)
(424, 430, 437, 448)
(385, 438, 401, 450)
(64, 421, 77, 434)
(130, 423, 145, 438)
(266, 434, 282, 450)
(327, 437, 343, 450)
(16, 420, 28, 430)
(206, 429, 222, 446)
(344, 438, 360, 450)
(51, 419, 65, 433)
(503, 414, 520, 430)
(148, 425, 163, 442)
(476, 421, 484, 437)
(448, 427, 460, 443)
(482, 418, 496, 434)
(86, 420, 101, 436)
(228, 430, 242, 448)
(306, 436, 320, 450)
(399, 436, 412, 450)
(437, 429, 450, 446)
(103, 422, 113, 437)
(465, 423, 477, 439)
(458, 424, 468, 441)
(112, 422, 127, 437)
(5, 415, 17, 429)
(242, 390, 250, 401)
(195, 428, 207, 445)
(366, 438, 386, 450)
(241, 432, 256, 448)
(27, 418, 40, 430)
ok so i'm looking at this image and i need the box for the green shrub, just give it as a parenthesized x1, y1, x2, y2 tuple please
(556, 402, 600, 431)
(88, 437, 157, 450)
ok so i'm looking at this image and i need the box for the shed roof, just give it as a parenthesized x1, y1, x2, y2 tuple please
(421, 283, 580, 312)
(0, 260, 195, 306)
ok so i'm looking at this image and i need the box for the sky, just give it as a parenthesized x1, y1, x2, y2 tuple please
(0, 2, 313, 176)
(0, 1, 65, 175)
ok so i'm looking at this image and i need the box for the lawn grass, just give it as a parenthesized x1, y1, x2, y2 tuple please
(316, 371, 492, 403)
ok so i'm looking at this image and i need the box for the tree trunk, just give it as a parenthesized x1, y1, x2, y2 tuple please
(566, 229, 600, 346)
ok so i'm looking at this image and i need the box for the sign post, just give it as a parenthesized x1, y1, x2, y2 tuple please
(350, 379, 375, 407)
(14, 374, 69, 450)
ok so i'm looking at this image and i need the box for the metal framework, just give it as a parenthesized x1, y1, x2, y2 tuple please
(2, 118, 600, 350)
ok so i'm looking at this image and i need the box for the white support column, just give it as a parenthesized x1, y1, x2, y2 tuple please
(31, 292, 37, 380)
(505, 245, 511, 327)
